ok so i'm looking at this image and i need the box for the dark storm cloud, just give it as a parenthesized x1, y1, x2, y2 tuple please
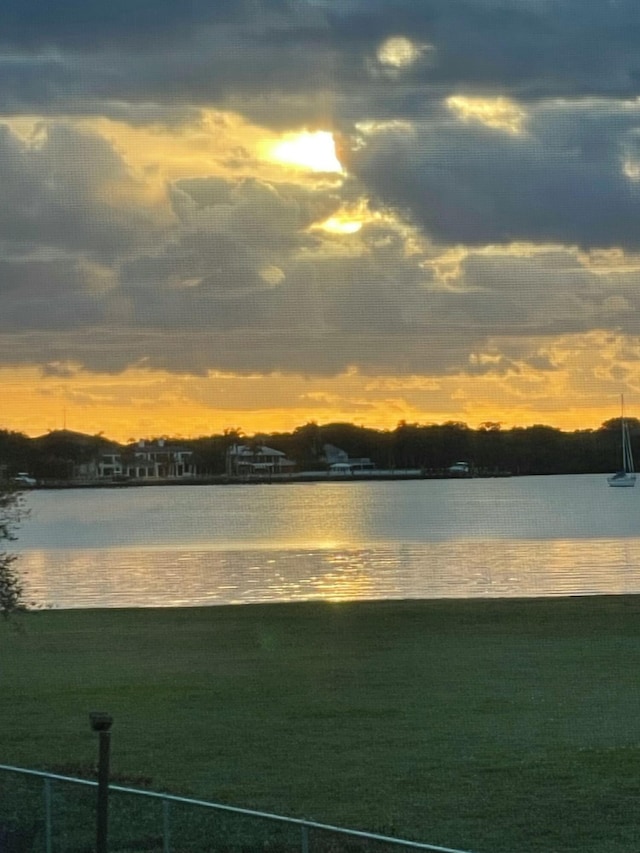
(0, 0, 294, 50)
(0, 257, 105, 330)
(3, 1, 640, 122)
(323, 0, 640, 101)
(446, 251, 614, 337)
(350, 102, 640, 251)
(0, 123, 160, 260)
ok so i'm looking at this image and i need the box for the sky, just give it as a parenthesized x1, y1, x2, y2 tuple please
(2, 0, 640, 441)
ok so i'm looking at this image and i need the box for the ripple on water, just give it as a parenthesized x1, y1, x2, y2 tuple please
(17, 537, 640, 609)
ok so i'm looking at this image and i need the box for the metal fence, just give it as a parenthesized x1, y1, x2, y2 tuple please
(0, 764, 475, 853)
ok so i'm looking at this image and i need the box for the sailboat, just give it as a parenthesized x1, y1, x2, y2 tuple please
(607, 395, 636, 487)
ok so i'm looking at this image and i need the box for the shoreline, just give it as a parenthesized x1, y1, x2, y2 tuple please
(28, 469, 514, 489)
(16, 588, 640, 614)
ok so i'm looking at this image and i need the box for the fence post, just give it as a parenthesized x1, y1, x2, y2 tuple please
(162, 798, 171, 853)
(90, 712, 113, 853)
(43, 777, 52, 853)
(301, 823, 309, 853)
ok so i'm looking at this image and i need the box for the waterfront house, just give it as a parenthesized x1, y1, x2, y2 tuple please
(97, 445, 125, 479)
(323, 443, 375, 474)
(226, 444, 295, 477)
(89, 439, 198, 481)
(120, 439, 197, 479)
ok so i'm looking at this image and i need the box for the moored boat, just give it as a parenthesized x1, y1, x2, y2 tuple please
(607, 396, 636, 487)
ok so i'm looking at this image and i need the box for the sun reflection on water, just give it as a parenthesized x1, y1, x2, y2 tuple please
(17, 537, 640, 610)
(14, 478, 640, 609)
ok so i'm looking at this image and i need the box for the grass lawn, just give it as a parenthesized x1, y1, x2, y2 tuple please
(2, 595, 640, 852)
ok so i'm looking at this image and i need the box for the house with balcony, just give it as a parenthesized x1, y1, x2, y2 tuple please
(120, 439, 197, 479)
(226, 444, 295, 477)
(97, 445, 126, 479)
(94, 439, 197, 481)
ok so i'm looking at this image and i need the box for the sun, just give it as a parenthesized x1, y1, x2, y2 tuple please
(319, 217, 363, 234)
(268, 130, 343, 173)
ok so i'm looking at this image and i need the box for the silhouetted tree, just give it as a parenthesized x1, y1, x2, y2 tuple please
(0, 430, 36, 477)
(0, 484, 27, 617)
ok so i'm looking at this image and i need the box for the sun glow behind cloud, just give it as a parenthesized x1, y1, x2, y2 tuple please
(446, 96, 527, 134)
(268, 131, 343, 173)
(314, 199, 401, 235)
(377, 36, 431, 68)
(319, 217, 363, 234)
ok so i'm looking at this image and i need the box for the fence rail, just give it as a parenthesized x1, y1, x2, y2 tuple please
(0, 764, 476, 853)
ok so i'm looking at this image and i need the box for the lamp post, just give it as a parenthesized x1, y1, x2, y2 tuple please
(89, 712, 113, 853)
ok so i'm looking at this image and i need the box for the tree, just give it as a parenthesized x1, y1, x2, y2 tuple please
(0, 485, 27, 617)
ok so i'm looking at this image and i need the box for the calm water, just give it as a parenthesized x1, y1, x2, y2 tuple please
(13, 475, 640, 608)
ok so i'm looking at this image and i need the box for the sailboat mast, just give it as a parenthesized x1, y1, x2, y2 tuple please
(620, 394, 634, 474)
(607, 393, 636, 485)
(621, 394, 625, 466)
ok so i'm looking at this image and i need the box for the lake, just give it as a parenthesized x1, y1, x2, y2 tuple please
(12, 474, 640, 609)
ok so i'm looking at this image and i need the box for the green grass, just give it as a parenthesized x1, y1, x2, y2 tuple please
(3, 596, 640, 852)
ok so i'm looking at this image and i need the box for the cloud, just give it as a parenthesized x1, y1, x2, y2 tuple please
(350, 99, 640, 250)
(2, 1, 640, 127)
(0, 122, 161, 262)
(1, 111, 639, 383)
(0, 0, 266, 50)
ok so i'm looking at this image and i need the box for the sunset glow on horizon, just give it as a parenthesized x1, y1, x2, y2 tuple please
(2, 356, 632, 443)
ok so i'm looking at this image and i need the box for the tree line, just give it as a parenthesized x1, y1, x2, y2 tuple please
(0, 417, 636, 480)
